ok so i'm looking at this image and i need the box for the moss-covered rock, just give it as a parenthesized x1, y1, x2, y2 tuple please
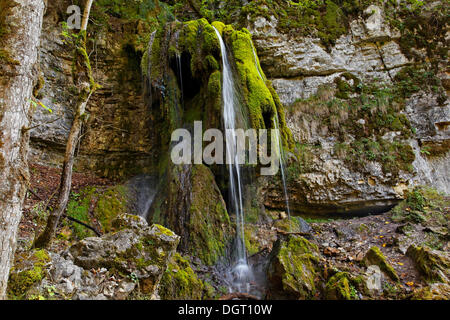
(363, 246, 399, 282)
(7, 249, 51, 299)
(143, 18, 293, 161)
(95, 185, 128, 233)
(324, 272, 353, 300)
(149, 164, 233, 266)
(412, 283, 450, 300)
(266, 235, 321, 299)
(65, 185, 129, 240)
(159, 253, 206, 300)
(407, 245, 450, 284)
(70, 223, 179, 295)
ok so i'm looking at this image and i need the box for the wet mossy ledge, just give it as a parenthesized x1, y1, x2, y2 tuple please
(141, 18, 293, 159)
(148, 163, 234, 266)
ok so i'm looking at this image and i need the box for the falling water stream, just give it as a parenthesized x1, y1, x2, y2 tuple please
(213, 27, 254, 293)
(273, 117, 291, 225)
(251, 43, 291, 223)
(175, 53, 184, 108)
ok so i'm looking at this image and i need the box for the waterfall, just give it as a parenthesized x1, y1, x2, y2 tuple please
(213, 27, 253, 293)
(251, 44, 291, 223)
(175, 53, 184, 108)
(251, 45, 264, 82)
(273, 117, 291, 225)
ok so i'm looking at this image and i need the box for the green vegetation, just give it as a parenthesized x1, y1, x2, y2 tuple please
(325, 272, 353, 300)
(268, 235, 321, 299)
(363, 246, 399, 282)
(188, 165, 233, 265)
(159, 253, 210, 300)
(407, 245, 450, 284)
(65, 185, 128, 239)
(7, 250, 51, 299)
(390, 186, 449, 226)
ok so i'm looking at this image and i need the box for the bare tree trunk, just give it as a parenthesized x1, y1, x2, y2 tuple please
(80, 0, 93, 32)
(34, 0, 97, 249)
(0, 0, 45, 300)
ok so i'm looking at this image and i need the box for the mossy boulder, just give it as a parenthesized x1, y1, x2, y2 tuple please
(223, 25, 293, 147)
(7, 249, 51, 299)
(65, 185, 129, 240)
(324, 272, 353, 300)
(412, 283, 450, 300)
(70, 220, 179, 295)
(159, 253, 206, 300)
(266, 235, 321, 299)
(363, 246, 399, 282)
(407, 245, 450, 284)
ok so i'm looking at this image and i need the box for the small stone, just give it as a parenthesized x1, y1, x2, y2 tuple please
(365, 265, 383, 295)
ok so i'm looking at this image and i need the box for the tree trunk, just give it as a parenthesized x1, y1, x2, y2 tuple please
(34, 0, 97, 249)
(80, 0, 94, 32)
(33, 96, 90, 248)
(0, 0, 45, 300)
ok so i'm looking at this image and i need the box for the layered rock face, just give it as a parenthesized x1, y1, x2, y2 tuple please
(248, 3, 449, 215)
(248, 5, 407, 105)
(30, 0, 158, 178)
(30, 1, 448, 217)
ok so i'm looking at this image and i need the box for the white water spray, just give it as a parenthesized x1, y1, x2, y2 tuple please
(213, 27, 253, 293)
(273, 117, 291, 224)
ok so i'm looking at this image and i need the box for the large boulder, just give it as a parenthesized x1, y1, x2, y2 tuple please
(158, 253, 211, 300)
(9, 214, 180, 300)
(70, 215, 180, 295)
(407, 245, 450, 284)
(266, 235, 321, 299)
(363, 246, 399, 282)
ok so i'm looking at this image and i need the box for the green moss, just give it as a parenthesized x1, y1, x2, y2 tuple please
(211, 21, 225, 35)
(154, 224, 177, 238)
(210, 0, 368, 50)
(407, 245, 450, 284)
(159, 253, 205, 300)
(268, 235, 320, 299)
(7, 249, 51, 299)
(394, 65, 445, 101)
(363, 246, 399, 282)
(390, 186, 449, 225)
(325, 272, 352, 300)
(274, 217, 308, 233)
(95, 185, 128, 233)
(244, 225, 260, 256)
(226, 27, 275, 129)
(188, 165, 233, 265)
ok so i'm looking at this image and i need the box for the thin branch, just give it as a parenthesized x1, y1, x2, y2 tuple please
(63, 214, 102, 237)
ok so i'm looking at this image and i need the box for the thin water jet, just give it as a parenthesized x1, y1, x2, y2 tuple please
(213, 27, 254, 293)
(273, 116, 291, 225)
